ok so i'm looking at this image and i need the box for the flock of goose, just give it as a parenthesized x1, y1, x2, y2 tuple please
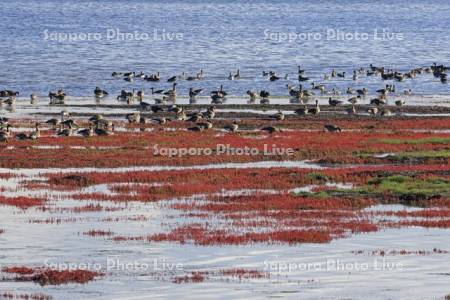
(0, 63, 448, 142)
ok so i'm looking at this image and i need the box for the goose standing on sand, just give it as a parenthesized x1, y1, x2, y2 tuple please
(224, 120, 239, 132)
(380, 109, 392, 116)
(29, 123, 41, 140)
(395, 100, 405, 107)
(246, 90, 258, 102)
(189, 88, 203, 98)
(367, 107, 378, 115)
(348, 95, 360, 104)
(164, 83, 177, 98)
(0, 124, 12, 143)
(261, 126, 280, 134)
(328, 97, 343, 106)
(272, 110, 285, 121)
(78, 125, 94, 137)
(295, 105, 309, 115)
(324, 124, 342, 132)
(260, 90, 270, 99)
(137, 89, 145, 102)
(346, 105, 357, 115)
(94, 87, 108, 97)
(308, 100, 320, 115)
(30, 94, 38, 104)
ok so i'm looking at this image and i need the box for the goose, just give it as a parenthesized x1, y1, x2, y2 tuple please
(49, 89, 66, 102)
(175, 111, 187, 121)
(29, 123, 41, 140)
(367, 107, 378, 115)
(151, 87, 164, 94)
(295, 105, 309, 115)
(308, 100, 320, 115)
(0, 90, 19, 97)
(346, 105, 356, 115)
(272, 110, 285, 121)
(187, 114, 203, 123)
(137, 89, 145, 102)
(197, 120, 213, 130)
(211, 85, 227, 97)
(145, 72, 160, 82)
(4, 98, 15, 105)
(126, 112, 141, 123)
(188, 125, 204, 132)
(380, 109, 392, 116)
(211, 93, 224, 104)
(57, 124, 73, 137)
(153, 117, 167, 125)
(30, 93, 38, 103)
(123, 71, 135, 78)
(337, 72, 345, 78)
(204, 106, 216, 119)
(259, 90, 270, 98)
(0, 124, 12, 143)
(328, 97, 343, 106)
(95, 124, 114, 136)
(311, 82, 326, 92)
(298, 74, 309, 81)
(232, 69, 240, 79)
(111, 72, 122, 77)
(186, 70, 203, 81)
(261, 126, 280, 134)
(228, 72, 234, 80)
(348, 95, 361, 104)
(139, 101, 151, 111)
(246, 90, 258, 101)
(352, 71, 358, 81)
(370, 98, 387, 106)
(395, 100, 405, 107)
(163, 83, 177, 97)
(0, 117, 9, 125)
(196, 69, 204, 80)
(224, 120, 239, 132)
(46, 118, 60, 129)
(346, 87, 356, 94)
(167, 76, 177, 82)
(94, 87, 108, 97)
(331, 69, 337, 77)
(78, 125, 94, 137)
(269, 74, 280, 81)
(189, 88, 203, 98)
(287, 85, 303, 98)
(16, 132, 29, 140)
(357, 88, 368, 96)
(330, 88, 340, 96)
(168, 105, 183, 114)
(324, 124, 341, 132)
(93, 118, 112, 130)
(151, 105, 164, 113)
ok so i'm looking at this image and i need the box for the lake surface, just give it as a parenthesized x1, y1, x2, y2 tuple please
(0, 0, 449, 98)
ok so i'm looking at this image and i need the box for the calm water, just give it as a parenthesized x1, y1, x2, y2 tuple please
(0, 0, 449, 98)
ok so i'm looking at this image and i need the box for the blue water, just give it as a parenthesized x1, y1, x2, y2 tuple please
(0, 0, 449, 97)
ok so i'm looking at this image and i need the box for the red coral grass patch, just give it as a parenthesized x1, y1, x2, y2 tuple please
(0, 196, 45, 209)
